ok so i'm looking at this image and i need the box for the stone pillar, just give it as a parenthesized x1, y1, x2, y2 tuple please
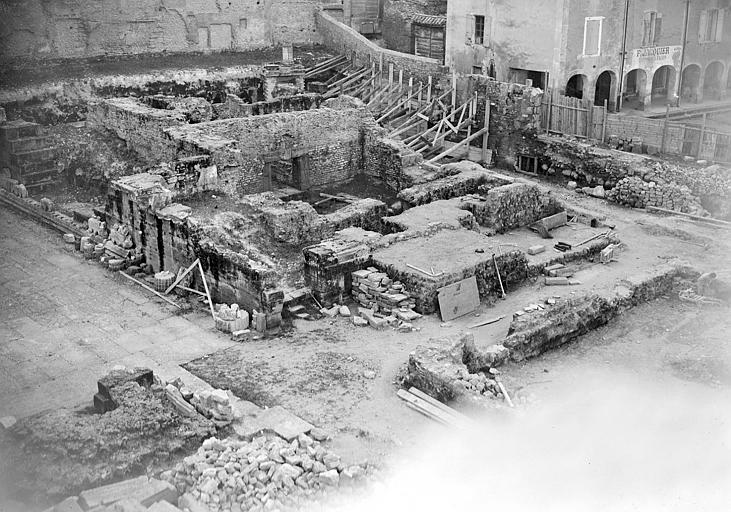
(639, 71, 652, 110)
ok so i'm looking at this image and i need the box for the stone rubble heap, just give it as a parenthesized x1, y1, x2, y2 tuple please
(606, 176, 702, 213)
(163, 434, 366, 512)
(154, 375, 234, 429)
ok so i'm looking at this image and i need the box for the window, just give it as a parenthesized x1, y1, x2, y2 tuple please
(699, 9, 724, 43)
(583, 17, 603, 56)
(472, 65, 483, 75)
(413, 24, 445, 62)
(474, 15, 485, 45)
(643, 11, 662, 46)
(466, 14, 490, 46)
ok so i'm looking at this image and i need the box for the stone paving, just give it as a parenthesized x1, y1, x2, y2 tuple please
(0, 206, 234, 419)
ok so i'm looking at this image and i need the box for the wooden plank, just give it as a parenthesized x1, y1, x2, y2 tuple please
(164, 258, 200, 294)
(397, 389, 459, 427)
(437, 276, 480, 321)
(197, 260, 216, 319)
(408, 387, 471, 423)
(119, 271, 181, 309)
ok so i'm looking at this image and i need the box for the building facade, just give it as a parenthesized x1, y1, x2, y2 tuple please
(445, 0, 731, 111)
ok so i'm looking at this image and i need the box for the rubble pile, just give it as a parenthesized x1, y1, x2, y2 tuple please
(162, 435, 366, 512)
(606, 176, 703, 213)
(191, 389, 235, 427)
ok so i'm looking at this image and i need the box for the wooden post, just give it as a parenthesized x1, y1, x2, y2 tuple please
(197, 260, 216, 320)
(427, 75, 433, 103)
(660, 103, 670, 153)
(545, 90, 553, 134)
(451, 70, 457, 108)
(481, 90, 490, 163)
(602, 99, 608, 143)
(698, 112, 707, 158)
(408, 77, 413, 112)
(388, 63, 394, 85)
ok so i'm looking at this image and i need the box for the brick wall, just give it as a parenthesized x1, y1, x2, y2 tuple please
(316, 11, 447, 82)
(1, 0, 327, 63)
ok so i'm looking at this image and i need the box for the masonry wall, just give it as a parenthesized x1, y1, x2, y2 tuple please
(603, 114, 685, 155)
(167, 106, 390, 196)
(316, 10, 446, 82)
(89, 98, 189, 164)
(0, 0, 327, 63)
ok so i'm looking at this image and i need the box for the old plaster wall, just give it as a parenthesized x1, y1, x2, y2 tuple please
(445, 0, 559, 81)
(0, 0, 326, 63)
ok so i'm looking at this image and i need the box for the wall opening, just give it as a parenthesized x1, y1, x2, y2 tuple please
(622, 69, 647, 110)
(681, 64, 701, 103)
(565, 74, 586, 99)
(703, 61, 725, 101)
(651, 65, 677, 105)
(594, 70, 615, 107)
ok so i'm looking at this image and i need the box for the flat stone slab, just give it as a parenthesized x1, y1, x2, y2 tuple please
(78, 476, 177, 510)
(233, 405, 313, 441)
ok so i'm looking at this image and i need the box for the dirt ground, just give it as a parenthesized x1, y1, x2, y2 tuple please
(181, 182, 731, 512)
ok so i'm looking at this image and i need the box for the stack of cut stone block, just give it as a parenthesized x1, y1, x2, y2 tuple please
(351, 268, 420, 323)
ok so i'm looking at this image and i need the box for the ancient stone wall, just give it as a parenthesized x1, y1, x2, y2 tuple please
(166, 106, 392, 196)
(89, 97, 197, 164)
(213, 93, 323, 119)
(316, 11, 446, 82)
(0, 0, 326, 63)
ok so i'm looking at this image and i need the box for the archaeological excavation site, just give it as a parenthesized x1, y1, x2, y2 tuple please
(1, 1, 730, 511)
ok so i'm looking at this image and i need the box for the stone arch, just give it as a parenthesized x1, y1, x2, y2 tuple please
(622, 68, 647, 110)
(594, 70, 616, 108)
(703, 61, 725, 100)
(651, 65, 677, 104)
(565, 74, 587, 99)
(681, 64, 701, 102)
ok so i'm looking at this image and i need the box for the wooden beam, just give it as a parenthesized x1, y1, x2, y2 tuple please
(119, 271, 181, 309)
(426, 127, 488, 163)
(164, 258, 200, 294)
(197, 260, 216, 320)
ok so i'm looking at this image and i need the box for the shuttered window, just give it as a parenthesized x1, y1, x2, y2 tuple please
(642, 11, 662, 46)
(413, 24, 445, 61)
(583, 17, 603, 56)
(700, 9, 724, 42)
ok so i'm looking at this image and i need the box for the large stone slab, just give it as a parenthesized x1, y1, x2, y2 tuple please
(78, 476, 177, 510)
(233, 405, 313, 441)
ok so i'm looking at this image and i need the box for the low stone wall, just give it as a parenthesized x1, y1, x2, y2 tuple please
(504, 263, 699, 361)
(316, 11, 446, 82)
(460, 182, 563, 234)
(213, 93, 323, 119)
(397, 161, 506, 206)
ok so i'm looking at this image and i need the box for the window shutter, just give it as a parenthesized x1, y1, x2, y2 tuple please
(699, 10, 708, 42)
(716, 8, 724, 41)
(642, 12, 651, 46)
(654, 14, 662, 44)
(484, 15, 492, 45)
(466, 15, 475, 44)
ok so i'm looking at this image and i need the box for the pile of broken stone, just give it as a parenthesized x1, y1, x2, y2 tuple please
(157, 376, 234, 428)
(80, 216, 147, 272)
(317, 268, 422, 332)
(161, 434, 366, 512)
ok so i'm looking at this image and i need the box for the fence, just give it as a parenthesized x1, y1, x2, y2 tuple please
(541, 90, 607, 141)
(540, 89, 731, 165)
